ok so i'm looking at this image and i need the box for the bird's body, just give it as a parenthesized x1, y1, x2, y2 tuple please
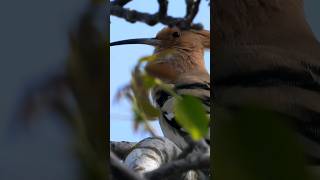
(111, 27, 211, 150)
(152, 77, 210, 149)
(147, 27, 210, 150)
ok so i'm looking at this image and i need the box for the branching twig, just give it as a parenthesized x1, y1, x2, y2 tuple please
(157, 0, 168, 19)
(110, 0, 204, 29)
(185, 0, 193, 17)
(184, 0, 201, 25)
(111, 0, 132, 6)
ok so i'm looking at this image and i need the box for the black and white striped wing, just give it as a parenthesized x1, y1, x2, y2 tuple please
(153, 82, 210, 149)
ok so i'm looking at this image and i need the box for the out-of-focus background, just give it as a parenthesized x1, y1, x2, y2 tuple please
(110, 0, 210, 142)
(0, 0, 106, 179)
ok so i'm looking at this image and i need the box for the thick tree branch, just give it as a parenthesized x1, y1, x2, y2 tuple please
(111, 141, 137, 160)
(110, 151, 146, 180)
(124, 137, 183, 175)
(111, 137, 210, 180)
(144, 153, 210, 180)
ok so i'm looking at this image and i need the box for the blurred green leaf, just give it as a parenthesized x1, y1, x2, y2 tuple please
(141, 73, 157, 89)
(139, 54, 159, 63)
(174, 95, 209, 140)
(139, 49, 175, 63)
(131, 67, 160, 120)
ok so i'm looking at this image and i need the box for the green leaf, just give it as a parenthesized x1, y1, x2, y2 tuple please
(139, 49, 175, 63)
(139, 54, 159, 63)
(174, 95, 209, 140)
(141, 73, 157, 89)
(130, 68, 160, 120)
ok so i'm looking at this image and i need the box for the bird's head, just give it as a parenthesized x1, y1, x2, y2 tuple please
(111, 27, 210, 51)
(111, 27, 210, 83)
(153, 27, 210, 51)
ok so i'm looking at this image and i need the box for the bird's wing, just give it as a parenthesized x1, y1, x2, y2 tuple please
(152, 78, 211, 149)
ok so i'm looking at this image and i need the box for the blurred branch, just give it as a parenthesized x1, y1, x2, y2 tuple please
(110, 0, 204, 30)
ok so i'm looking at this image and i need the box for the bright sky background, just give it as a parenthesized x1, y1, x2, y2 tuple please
(110, 0, 210, 142)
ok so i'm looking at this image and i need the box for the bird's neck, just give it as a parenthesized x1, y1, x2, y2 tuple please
(146, 50, 207, 84)
(169, 49, 206, 72)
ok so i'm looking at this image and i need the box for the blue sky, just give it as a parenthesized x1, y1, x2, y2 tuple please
(110, 0, 210, 142)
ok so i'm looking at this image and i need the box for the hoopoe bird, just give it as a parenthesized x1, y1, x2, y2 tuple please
(111, 27, 210, 150)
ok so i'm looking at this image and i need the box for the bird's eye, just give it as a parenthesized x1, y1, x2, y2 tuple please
(172, 31, 181, 38)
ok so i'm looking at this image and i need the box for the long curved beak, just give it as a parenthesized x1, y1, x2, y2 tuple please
(110, 38, 160, 46)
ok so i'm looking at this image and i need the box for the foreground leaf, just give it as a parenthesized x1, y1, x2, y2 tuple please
(174, 95, 209, 140)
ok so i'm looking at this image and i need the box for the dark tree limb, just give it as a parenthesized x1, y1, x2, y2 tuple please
(184, 0, 201, 25)
(185, 0, 193, 17)
(157, 0, 168, 19)
(111, 0, 132, 6)
(110, 0, 204, 30)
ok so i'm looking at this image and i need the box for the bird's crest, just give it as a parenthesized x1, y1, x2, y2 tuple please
(155, 27, 210, 50)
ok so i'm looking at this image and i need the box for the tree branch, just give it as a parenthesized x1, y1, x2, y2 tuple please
(111, 141, 137, 160)
(184, 0, 201, 25)
(111, 0, 132, 6)
(110, 151, 146, 180)
(111, 137, 210, 180)
(110, 0, 204, 29)
(145, 152, 210, 180)
(157, 0, 168, 19)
